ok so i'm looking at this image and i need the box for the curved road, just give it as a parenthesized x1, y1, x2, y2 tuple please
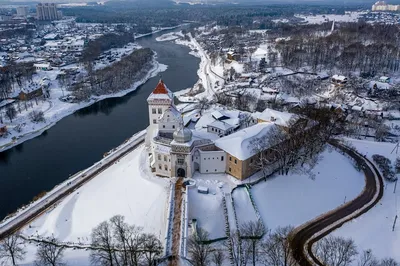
(290, 141, 384, 265)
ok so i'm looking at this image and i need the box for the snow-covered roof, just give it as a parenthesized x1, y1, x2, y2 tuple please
(0, 99, 15, 108)
(369, 81, 390, 90)
(208, 120, 235, 131)
(34, 63, 50, 68)
(147, 80, 173, 101)
(379, 76, 390, 80)
(332, 75, 347, 81)
(214, 122, 278, 160)
(256, 108, 295, 127)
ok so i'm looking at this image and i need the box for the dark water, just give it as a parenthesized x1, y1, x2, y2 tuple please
(0, 30, 200, 220)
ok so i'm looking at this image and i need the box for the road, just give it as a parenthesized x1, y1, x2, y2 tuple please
(290, 141, 384, 265)
(0, 131, 146, 241)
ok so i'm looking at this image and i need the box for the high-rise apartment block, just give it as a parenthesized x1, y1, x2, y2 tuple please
(372, 1, 400, 11)
(16, 6, 29, 17)
(36, 3, 61, 21)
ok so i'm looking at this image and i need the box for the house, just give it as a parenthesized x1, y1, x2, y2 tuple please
(0, 123, 6, 136)
(0, 99, 16, 111)
(34, 63, 52, 71)
(255, 108, 295, 128)
(227, 51, 240, 61)
(379, 76, 391, 83)
(331, 75, 348, 86)
(19, 87, 43, 101)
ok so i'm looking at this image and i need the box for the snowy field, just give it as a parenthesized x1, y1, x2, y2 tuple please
(331, 138, 400, 262)
(20, 145, 170, 265)
(156, 32, 184, 42)
(251, 148, 365, 231)
(232, 187, 258, 228)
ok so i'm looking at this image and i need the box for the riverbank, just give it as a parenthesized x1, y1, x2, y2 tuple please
(0, 55, 167, 153)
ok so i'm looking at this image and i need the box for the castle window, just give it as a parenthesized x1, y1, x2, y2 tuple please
(173, 125, 175, 129)
(206, 170, 208, 172)
(158, 108, 162, 114)
(229, 167, 231, 172)
(158, 164, 162, 170)
(164, 155, 167, 162)
(221, 156, 224, 161)
(153, 119, 157, 124)
(229, 157, 232, 161)
(215, 169, 217, 172)
(152, 108, 156, 114)
(204, 158, 206, 160)
(192, 156, 193, 161)
(178, 158, 185, 165)
(250, 158, 253, 163)
(163, 125, 165, 128)
(235, 159, 237, 164)
(158, 154, 161, 160)
(164, 165, 168, 171)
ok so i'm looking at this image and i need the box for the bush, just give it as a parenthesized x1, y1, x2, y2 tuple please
(29, 110, 45, 123)
(372, 154, 397, 182)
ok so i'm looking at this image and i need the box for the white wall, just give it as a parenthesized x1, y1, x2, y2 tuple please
(198, 150, 226, 174)
(154, 150, 171, 177)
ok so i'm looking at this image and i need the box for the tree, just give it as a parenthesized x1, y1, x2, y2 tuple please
(260, 226, 296, 266)
(90, 221, 117, 266)
(141, 233, 162, 266)
(395, 158, 400, 174)
(312, 236, 358, 266)
(0, 232, 26, 266)
(187, 228, 213, 266)
(211, 248, 225, 266)
(35, 237, 65, 266)
(375, 124, 390, 142)
(5, 105, 17, 123)
(240, 221, 265, 266)
(358, 249, 378, 266)
(195, 97, 211, 116)
(29, 110, 45, 123)
(380, 258, 399, 266)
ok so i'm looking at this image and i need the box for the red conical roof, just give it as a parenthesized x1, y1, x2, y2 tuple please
(152, 80, 169, 94)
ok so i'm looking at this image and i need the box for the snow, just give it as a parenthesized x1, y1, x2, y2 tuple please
(251, 148, 365, 231)
(255, 108, 295, 127)
(156, 32, 183, 42)
(214, 122, 277, 161)
(331, 138, 400, 262)
(20, 144, 170, 265)
(0, 55, 167, 152)
(232, 188, 258, 228)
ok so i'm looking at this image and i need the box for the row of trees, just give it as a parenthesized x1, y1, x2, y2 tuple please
(0, 62, 35, 99)
(0, 215, 162, 266)
(188, 222, 399, 266)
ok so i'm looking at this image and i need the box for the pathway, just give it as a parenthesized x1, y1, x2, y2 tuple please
(169, 178, 184, 266)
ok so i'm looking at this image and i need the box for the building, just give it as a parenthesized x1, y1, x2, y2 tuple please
(372, 1, 400, 11)
(0, 123, 7, 136)
(16, 6, 29, 17)
(36, 3, 60, 21)
(379, 76, 391, 83)
(34, 63, 52, 71)
(331, 75, 348, 86)
(19, 84, 43, 101)
(146, 80, 296, 180)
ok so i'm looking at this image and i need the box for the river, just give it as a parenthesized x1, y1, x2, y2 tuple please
(0, 30, 200, 220)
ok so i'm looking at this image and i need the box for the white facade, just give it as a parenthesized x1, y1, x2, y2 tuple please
(16, 6, 29, 17)
(198, 150, 226, 174)
(372, 1, 400, 11)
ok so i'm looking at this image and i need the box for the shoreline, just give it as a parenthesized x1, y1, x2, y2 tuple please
(0, 54, 167, 153)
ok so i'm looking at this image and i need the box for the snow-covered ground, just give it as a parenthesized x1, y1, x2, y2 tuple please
(331, 138, 400, 262)
(232, 187, 258, 228)
(250, 148, 365, 231)
(0, 56, 167, 152)
(19, 144, 170, 265)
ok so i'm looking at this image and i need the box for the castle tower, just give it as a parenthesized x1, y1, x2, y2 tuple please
(147, 80, 174, 126)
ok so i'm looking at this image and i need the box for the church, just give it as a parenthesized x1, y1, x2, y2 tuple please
(145, 80, 288, 180)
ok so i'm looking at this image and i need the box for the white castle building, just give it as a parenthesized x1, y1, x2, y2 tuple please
(145, 80, 293, 180)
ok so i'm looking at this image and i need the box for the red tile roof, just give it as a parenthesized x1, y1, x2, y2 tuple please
(152, 80, 168, 94)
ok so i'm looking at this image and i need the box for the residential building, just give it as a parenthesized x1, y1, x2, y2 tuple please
(36, 3, 60, 21)
(372, 1, 400, 11)
(16, 6, 29, 17)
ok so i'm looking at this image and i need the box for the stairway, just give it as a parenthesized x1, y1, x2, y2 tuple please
(168, 178, 184, 266)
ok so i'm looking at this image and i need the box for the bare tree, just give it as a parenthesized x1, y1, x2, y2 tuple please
(195, 97, 211, 116)
(380, 258, 399, 266)
(35, 237, 65, 266)
(141, 233, 162, 266)
(5, 105, 17, 123)
(0, 232, 26, 266)
(358, 249, 378, 266)
(29, 110, 45, 123)
(90, 221, 117, 266)
(312, 236, 358, 266)
(187, 228, 213, 266)
(241, 221, 265, 266)
(260, 226, 296, 266)
(211, 248, 225, 266)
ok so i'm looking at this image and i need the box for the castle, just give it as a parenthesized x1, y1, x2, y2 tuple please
(145, 80, 291, 180)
